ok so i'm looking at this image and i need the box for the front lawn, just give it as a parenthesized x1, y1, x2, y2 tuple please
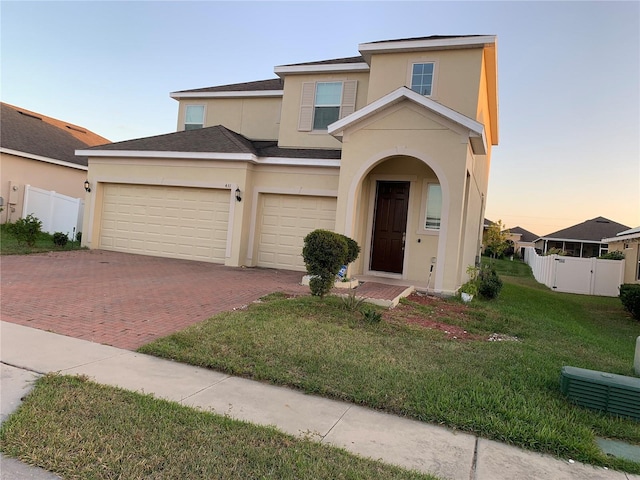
(0, 375, 435, 480)
(0, 224, 84, 255)
(140, 260, 640, 473)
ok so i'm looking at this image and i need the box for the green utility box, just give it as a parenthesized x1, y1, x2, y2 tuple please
(560, 366, 640, 421)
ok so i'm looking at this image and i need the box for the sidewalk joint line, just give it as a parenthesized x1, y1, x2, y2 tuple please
(469, 436, 479, 480)
(1, 361, 47, 376)
(179, 375, 233, 403)
(320, 405, 352, 441)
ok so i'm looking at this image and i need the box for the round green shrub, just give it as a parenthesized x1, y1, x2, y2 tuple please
(478, 265, 503, 299)
(8, 214, 42, 247)
(53, 232, 69, 247)
(619, 284, 640, 320)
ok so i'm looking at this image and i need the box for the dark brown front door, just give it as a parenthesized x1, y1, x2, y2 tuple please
(370, 181, 409, 273)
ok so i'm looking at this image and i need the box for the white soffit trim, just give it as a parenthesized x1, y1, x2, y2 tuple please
(359, 36, 497, 62)
(1, 147, 88, 171)
(170, 90, 283, 99)
(274, 62, 370, 77)
(328, 87, 487, 153)
(76, 149, 341, 167)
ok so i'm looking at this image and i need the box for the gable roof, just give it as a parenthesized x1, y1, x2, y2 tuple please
(78, 125, 341, 162)
(1, 103, 109, 167)
(328, 87, 486, 154)
(539, 217, 631, 243)
(508, 226, 538, 243)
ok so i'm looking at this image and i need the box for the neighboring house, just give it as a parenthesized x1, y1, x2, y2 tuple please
(0, 103, 109, 224)
(534, 217, 630, 258)
(507, 226, 538, 258)
(78, 35, 499, 295)
(602, 226, 640, 285)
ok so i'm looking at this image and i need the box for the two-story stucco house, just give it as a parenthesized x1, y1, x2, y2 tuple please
(78, 35, 499, 295)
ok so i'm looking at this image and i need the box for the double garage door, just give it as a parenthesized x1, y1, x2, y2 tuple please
(100, 184, 230, 262)
(99, 184, 337, 270)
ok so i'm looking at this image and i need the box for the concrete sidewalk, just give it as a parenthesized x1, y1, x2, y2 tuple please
(1, 322, 636, 480)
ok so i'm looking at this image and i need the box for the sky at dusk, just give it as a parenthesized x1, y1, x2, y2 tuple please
(2, 1, 638, 236)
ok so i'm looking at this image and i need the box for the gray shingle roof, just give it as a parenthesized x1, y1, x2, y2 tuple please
(508, 226, 538, 243)
(1, 103, 109, 166)
(173, 78, 284, 94)
(86, 126, 342, 160)
(364, 34, 486, 44)
(542, 217, 631, 242)
(279, 56, 365, 67)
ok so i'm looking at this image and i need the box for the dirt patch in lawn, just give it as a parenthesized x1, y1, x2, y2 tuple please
(384, 293, 481, 340)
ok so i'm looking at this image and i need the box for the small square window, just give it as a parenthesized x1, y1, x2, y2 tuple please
(411, 63, 434, 96)
(185, 105, 204, 130)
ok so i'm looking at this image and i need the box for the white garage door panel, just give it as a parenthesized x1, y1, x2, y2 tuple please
(100, 184, 229, 262)
(257, 194, 337, 271)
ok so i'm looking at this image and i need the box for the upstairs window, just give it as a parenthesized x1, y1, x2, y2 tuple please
(185, 105, 205, 130)
(411, 62, 434, 96)
(313, 82, 343, 130)
(425, 183, 442, 230)
(298, 80, 357, 132)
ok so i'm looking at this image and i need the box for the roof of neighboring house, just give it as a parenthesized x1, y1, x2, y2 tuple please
(364, 34, 486, 44)
(508, 226, 538, 243)
(538, 217, 631, 243)
(1, 103, 109, 167)
(82, 125, 342, 160)
(602, 226, 640, 243)
(280, 56, 365, 67)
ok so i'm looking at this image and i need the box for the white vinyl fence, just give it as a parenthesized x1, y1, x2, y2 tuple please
(524, 247, 624, 297)
(22, 185, 84, 238)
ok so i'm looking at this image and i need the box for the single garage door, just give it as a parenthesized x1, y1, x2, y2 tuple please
(100, 183, 230, 262)
(257, 194, 337, 271)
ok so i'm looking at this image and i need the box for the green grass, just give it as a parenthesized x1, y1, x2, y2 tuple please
(0, 375, 435, 480)
(0, 224, 84, 255)
(139, 260, 640, 474)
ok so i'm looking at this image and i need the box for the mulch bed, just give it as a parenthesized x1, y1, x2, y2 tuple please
(384, 293, 482, 341)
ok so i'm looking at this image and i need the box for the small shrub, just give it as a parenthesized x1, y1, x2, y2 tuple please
(543, 248, 567, 256)
(361, 307, 382, 324)
(302, 230, 360, 298)
(52, 232, 69, 247)
(341, 290, 365, 311)
(7, 214, 42, 247)
(478, 265, 503, 300)
(75, 231, 82, 243)
(599, 251, 625, 260)
(619, 284, 640, 320)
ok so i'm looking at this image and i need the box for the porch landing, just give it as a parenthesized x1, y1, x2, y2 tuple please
(347, 281, 414, 308)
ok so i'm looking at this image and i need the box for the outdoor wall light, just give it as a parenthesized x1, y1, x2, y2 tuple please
(235, 187, 242, 202)
(84, 180, 91, 193)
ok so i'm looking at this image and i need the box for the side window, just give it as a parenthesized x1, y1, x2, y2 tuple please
(185, 105, 205, 130)
(411, 63, 435, 96)
(425, 183, 442, 230)
(298, 80, 357, 132)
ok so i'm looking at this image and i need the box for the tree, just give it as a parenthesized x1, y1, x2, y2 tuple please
(484, 219, 510, 259)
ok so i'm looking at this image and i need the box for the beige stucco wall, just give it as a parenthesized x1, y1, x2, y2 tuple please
(334, 101, 483, 293)
(366, 48, 483, 121)
(277, 72, 370, 149)
(83, 157, 340, 268)
(609, 239, 640, 284)
(177, 97, 282, 140)
(0, 151, 87, 224)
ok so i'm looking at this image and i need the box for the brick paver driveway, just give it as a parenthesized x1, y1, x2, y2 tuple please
(1, 250, 308, 350)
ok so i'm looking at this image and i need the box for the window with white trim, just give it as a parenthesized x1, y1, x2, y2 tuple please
(425, 183, 442, 230)
(185, 105, 205, 130)
(411, 63, 435, 96)
(298, 80, 357, 132)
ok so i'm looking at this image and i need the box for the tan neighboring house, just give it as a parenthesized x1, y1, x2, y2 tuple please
(533, 216, 630, 258)
(602, 227, 640, 284)
(507, 226, 538, 257)
(0, 103, 109, 224)
(78, 34, 499, 295)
